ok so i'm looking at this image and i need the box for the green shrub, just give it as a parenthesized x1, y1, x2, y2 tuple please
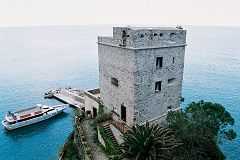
(105, 138, 118, 156)
(98, 102, 105, 114)
(60, 132, 80, 160)
(167, 101, 237, 160)
(95, 112, 112, 123)
(95, 102, 112, 123)
(98, 125, 119, 156)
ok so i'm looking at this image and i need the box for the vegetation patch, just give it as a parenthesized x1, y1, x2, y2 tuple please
(98, 125, 119, 156)
(59, 132, 80, 160)
(119, 122, 181, 160)
(167, 100, 236, 160)
(95, 102, 119, 157)
(95, 102, 112, 124)
(119, 101, 236, 160)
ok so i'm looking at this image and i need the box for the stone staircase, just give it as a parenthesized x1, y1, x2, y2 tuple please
(103, 125, 122, 154)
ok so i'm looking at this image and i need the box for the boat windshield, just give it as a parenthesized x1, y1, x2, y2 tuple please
(7, 111, 15, 117)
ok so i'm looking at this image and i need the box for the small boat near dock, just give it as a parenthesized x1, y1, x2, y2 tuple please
(2, 104, 68, 130)
(44, 90, 55, 98)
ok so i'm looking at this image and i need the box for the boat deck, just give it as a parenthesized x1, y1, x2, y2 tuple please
(14, 106, 41, 116)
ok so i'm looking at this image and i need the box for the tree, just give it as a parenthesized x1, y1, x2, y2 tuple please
(167, 100, 237, 160)
(119, 122, 182, 160)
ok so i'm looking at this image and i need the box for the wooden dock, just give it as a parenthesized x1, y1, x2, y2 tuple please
(45, 88, 84, 109)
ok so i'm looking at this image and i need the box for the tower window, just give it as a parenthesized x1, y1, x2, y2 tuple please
(167, 106, 173, 110)
(160, 33, 163, 37)
(170, 33, 176, 41)
(156, 57, 163, 68)
(122, 30, 127, 46)
(111, 77, 119, 86)
(170, 33, 176, 37)
(172, 57, 175, 64)
(155, 81, 162, 91)
(168, 78, 176, 84)
(121, 105, 126, 122)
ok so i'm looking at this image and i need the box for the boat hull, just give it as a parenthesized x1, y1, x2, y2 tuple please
(2, 105, 67, 130)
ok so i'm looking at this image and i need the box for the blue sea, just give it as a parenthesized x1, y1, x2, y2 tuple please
(0, 25, 239, 160)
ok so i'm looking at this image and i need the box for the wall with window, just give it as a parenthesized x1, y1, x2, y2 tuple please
(112, 27, 186, 49)
(98, 43, 136, 127)
(84, 89, 100, 117)
(133, 45, 185, 124)
(98, 27, 186, 126)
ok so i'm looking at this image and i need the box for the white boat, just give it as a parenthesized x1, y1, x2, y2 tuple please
(2, 104, 68, 130)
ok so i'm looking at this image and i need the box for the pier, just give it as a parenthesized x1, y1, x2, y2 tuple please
(45, 88, 85, 109)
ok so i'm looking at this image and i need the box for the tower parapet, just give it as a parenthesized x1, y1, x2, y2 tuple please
(98, 27, 186, 49)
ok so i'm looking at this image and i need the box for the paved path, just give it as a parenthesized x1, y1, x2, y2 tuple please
(53, 88, 84, 109)
(54, 93, 83, 108)
(81, 119, 109, 160)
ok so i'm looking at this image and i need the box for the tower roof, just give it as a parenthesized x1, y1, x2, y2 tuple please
(118, 26, 183, 31)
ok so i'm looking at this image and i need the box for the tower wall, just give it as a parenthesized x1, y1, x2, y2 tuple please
(98, 26, 186, 126)
(133, 46, 186, 124)
(98, 42, 136, 126)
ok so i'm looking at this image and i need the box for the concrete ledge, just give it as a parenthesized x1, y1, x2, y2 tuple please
(84, 88, 100, 103)
(98, 42, 187, 50)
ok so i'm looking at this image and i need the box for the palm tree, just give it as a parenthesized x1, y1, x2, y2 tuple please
(119, 122, 182, 160)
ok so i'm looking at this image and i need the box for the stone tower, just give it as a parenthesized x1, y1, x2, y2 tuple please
(98, 26, 186, 127)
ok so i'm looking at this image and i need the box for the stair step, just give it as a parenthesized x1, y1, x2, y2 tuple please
(102, 125, 123, 153)
(106, 131, 112, 134)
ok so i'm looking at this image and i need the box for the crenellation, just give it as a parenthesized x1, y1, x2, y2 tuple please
(99, 27, 186, 50)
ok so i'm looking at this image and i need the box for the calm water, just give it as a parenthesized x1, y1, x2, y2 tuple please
(0, 26, 239, 159)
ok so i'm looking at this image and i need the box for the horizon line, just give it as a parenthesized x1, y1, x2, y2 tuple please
(0, 24, 240, 29)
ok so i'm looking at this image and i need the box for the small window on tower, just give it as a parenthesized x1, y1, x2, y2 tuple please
(111, 77, 119, 86)
(168, 78, 176, 84)
(167, 106, 173, 110)
(156, 57, 163, 68)
(172, 57, 175, 64)
(155, 81, 162, 92)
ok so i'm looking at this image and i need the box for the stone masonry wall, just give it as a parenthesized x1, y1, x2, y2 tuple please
(98, 128, 106, 148)
(98, 27, 186, 126)
(133, 46, 185, 124)
(98, 44, 136, 127)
